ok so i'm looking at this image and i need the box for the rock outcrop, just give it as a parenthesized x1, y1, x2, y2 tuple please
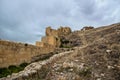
(81, 26, 94, 31)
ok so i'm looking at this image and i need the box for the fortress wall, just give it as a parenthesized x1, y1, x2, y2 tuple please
(0, 27, 72, 68)
(0, 40, 54, 68)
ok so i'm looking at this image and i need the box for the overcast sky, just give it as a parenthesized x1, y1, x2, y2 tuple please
(0, 0, 120, 44)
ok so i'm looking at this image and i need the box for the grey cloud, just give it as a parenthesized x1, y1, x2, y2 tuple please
(0, 0, 120, 44)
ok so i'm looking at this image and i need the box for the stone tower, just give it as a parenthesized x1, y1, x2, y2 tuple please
(36, 26, 71, 47)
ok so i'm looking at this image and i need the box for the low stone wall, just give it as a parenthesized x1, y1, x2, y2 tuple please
(0, 40, 54, 68)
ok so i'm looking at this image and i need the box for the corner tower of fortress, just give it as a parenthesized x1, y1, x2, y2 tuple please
(36, 26, 72, 47)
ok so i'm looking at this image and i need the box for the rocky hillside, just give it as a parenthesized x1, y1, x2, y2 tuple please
(1, 23, 120, 80)
(44, 23, 120, 80)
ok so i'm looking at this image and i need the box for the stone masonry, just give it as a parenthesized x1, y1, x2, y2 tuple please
(36, 26, 72, 47)
(0, 40, 54, 68)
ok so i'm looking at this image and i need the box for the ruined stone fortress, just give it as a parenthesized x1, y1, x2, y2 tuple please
(0, 26, 72, 68)
(36, 26, 71, 47)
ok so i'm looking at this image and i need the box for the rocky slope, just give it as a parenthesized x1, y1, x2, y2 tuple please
(44, 23, 120, 80)
(1, 23, 120, 80)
